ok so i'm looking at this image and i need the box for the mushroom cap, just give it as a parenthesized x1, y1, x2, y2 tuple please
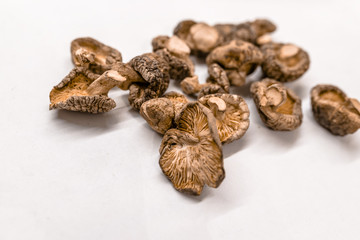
(140, 98, 175, 134)
(199, 93, 250, 144)
(71, 37, 122, 74)
(311, 84, 360, 136)
(173, 19, 197, 40)
(128, 83, 158, 111)
(159, 102, 224, 195)
(250, 78, 303, 131)
(198, 84, 227, 99)
(180, 75, 201, 95)
(206, 40, 263, 86)
(151, 35, 170, 52)
(49, 67, 116, 113)
(163, 91, 189, 118)
(186, 23, 220, 55)
(251, 19, 277, 37)
(207, 63, 230, 92)
(261, 42, 310, 82)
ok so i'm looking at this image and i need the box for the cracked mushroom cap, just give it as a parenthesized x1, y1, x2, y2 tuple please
(250, 78, 302, 131)
(311, 84, 360, 136)
(140, 91, 189, 135)
(206, 40, 263, 86)
(49, 67, 122, 113)
(128, 53, 170, 110)
(71, 37, 122, 74)
(159, 102, 224, 195)
(261, 42, 310, 82)
(199, 93, 250, 144)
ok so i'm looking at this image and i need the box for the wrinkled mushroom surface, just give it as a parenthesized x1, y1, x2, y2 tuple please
(261, 42, 310, 82)
(198, 84, 227, 99)
(163, 91, 189, 118)
(207, 63, 230, 92)
(206, 40, 263, 86)
(159, 102, 224, 195)
(311, 84, 360, 136)
(251, 78, 302, 130)
(71, 37, 122, 74)
(49, 67, 120, 113)
(199, 93, 250, 144)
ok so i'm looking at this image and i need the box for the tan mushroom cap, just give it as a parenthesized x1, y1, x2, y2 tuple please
(173, 19, 197, 40)
(163, 91, 189, 118)
(71, 37, 122, 74)
(250, 78, 303, 131)
(311, 84, 360, 136)
(49, 67, 122, 113)
(159, 102, 224, 195)
(261, 42, 310, 82)
(140, 98, 175, 134)
(199, 93, 250, 144)
(206, 40, 263, 86)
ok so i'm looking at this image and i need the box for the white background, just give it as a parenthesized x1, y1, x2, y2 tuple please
(1, 0, 360, 239)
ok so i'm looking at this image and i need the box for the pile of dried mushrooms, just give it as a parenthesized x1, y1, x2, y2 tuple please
(49, 19, 360, 196)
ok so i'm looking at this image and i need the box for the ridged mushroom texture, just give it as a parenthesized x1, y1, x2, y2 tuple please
(250, 78, 303, 131)
(261, 42, 310, 82)
(199, 93, 250, 144)
(159, 102, 225, 195)
(71, 37, 122, 74)
(206, 40, 263, 87)
(311, 84, 360, 136)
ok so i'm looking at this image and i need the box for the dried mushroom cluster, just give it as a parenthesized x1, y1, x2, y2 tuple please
(49, 18, 359, 196)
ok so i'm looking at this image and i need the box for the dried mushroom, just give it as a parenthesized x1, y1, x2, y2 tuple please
(206, 40, 263, 86)
(173, 19, 197, 40)
(311, 84, 360, 136)
(71, 37, 122, 74)
(261, 42, 310, 82)
(49, 67, 122, 113)
(199, 93, 250, 144)
(128, 53, 170, 110)
(198, 84, 227, 99)
(159, 102, 224, 195)
(109, 62, 146, 90)
(250, 78, 302, 131)
(140, 91, 189, 134)
(207, 63, 230, 92)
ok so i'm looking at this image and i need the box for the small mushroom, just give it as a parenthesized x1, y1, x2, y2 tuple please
(311, 84, 360, 136)
(207, 63, 230, 92)
(198, 84, 227, 99)
(206, 40, 263, 86)
(49, 67, 123, 113)
(71, 37, 122, 74)
(261, 42, 310, 82)
(173, 19, 197, 40)
(163, 91, 189, 118)
(159, 102, 225, 195)
(250, 78, 303, 131)
(128, 53, 170, 110)
(180, 76, 208, 95)
(199, 93, 250, 144)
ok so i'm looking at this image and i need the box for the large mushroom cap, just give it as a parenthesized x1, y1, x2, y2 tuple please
(199, 93, 250, 144)
(159, 102, 224, 195)
(206, 40, 263, 86)
(311, 84, 360, 136)
(71, 37, 122, 74)
(49, 67, 119, 113)
(261, 42, 310, 82)
(250, 78, 303, 131)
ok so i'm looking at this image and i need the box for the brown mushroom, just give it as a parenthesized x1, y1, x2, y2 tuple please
(109, 62, 146, 90)
(261, 42, 310, 82)
(159, 102, 224, 195)
(199, 93, 250, 144)
(180, 75, 208, 95)
(311, 84, 360, 136)
(71, 37, 122, 74)
(173, 19, 197, 40)
(128, 53, 170, 110)
(140, 91, 189, 134)
(206, 40, 263, 86)
(207, 63, 230, 92)
(49, 67, 122, 113)
(250, 78, 302, 131)
(198, 84, 227, 99)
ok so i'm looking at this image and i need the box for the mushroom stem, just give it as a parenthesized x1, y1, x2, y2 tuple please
(208, 97, 227, 120)
(265, 84, 287, 107)
(111, 63, 146, 90)
(74, 48, 95, 66)
(279, 44, 299, 59)
(87, 70, 125, 95)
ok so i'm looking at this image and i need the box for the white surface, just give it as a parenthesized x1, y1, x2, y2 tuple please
(1, 0, 360, 239)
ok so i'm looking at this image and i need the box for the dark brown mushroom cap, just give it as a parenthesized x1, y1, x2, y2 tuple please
(140, 98, 175, 134)
(261, 42, 310, 82)
(206, 40, 263, 86)
(207, 63, 230, 92)
(159, 102, 224, 195)
(173, 20, 197, 41)
(250, 78, 303, 131)
(49, 67, 116, 113)
(71, 37, 122, 74)
(199, 93, 250, 144)
(311, 84, 360, 136)
(198, 84, 227, 99)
